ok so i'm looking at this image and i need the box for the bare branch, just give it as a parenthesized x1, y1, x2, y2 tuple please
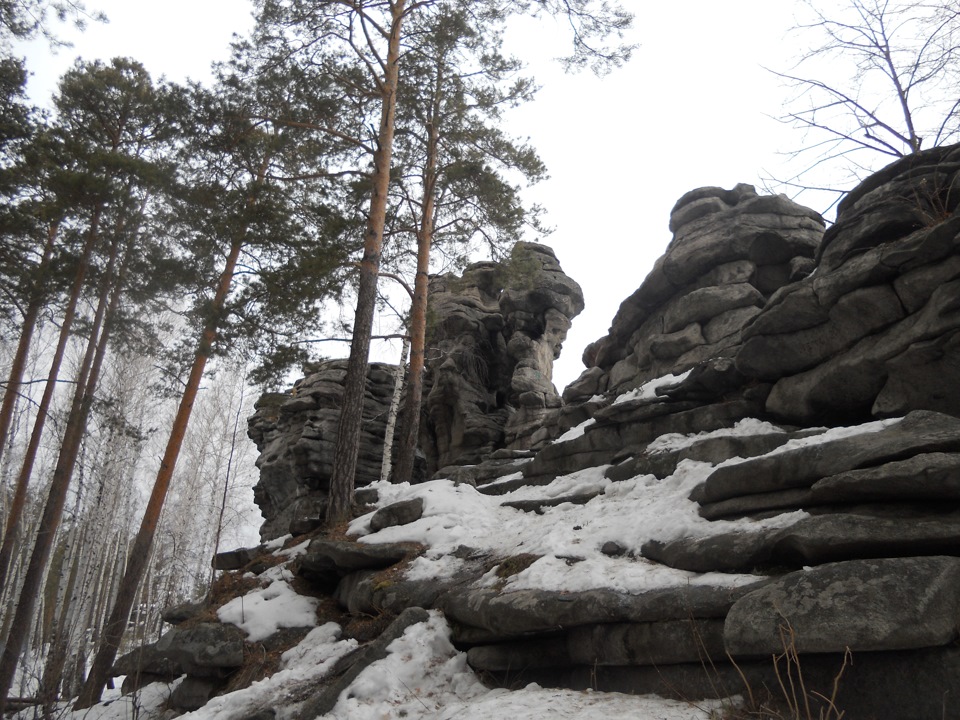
(295, 333, 409, 344)
(768, 0, 960, 208)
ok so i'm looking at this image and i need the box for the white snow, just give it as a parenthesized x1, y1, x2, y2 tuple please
(276, 538, 311, 558)
(178, 623, 356, 720)
(612, 370, 692, 405)
(36, 616, 732, 720)
(348, 462, 798, 596)
(264, 534, 292, 552)
(759, 416, 898, 456)
(40, 415, 902, 720)
(554, 417, 596, 442)
(328, 611, 731, 720)
(217, 578, 319, 642)
(645, 417, 787, 453)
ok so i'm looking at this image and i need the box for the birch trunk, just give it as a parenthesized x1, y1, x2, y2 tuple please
(381, 337, 410, 483)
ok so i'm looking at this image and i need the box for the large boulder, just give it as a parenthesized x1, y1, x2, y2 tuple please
(725, 556, 960, 656)
(154, 623, 246, 678)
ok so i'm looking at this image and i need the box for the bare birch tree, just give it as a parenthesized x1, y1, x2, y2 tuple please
(770, 0, 960, 205)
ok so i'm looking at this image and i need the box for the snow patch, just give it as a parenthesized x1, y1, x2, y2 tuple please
(554, 417, 596, 443)
(645, 417, 786, 454)
(217, 579, 319, 641)
(613, 370, 692, 405)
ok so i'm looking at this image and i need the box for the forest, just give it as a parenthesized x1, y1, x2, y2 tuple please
(0, 0, 958, 714)
(0, 0, 632, 710)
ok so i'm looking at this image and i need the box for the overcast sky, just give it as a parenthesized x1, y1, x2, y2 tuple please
(17, 1, 825, 390)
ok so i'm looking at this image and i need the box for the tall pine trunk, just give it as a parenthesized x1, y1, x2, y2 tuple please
(0, 233, 121, 713)
(0, 213, 100, 594)
(0, 221, 59, 470)
(394, 101, 440, 484)
(327, 0, 407, 524)
(75, 235, 245, 708)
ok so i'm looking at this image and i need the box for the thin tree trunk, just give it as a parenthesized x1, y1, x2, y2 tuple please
(381, 337, 410, 483)
(0, 232, 122, 713)
(75, 235, 245, 709)
(0, 221, 59, 471)
(209, 377, 247, 589)
(327, 0, 407, 524)
(0, 211, 100, 594)
(39, 524, 83, 708)
(394, 106, 440, 485)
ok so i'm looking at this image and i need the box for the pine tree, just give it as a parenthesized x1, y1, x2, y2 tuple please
(0, 57, 180, 712)
(252, 0, 632, 523)
(0, 0, 105, 46)
(389, 3, 547, 483)
(75, 52, 351, 707)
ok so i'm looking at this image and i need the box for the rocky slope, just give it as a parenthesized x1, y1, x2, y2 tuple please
(101, 143, 960, 720)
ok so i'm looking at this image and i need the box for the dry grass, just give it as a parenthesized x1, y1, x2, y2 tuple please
(491, 553, 542, 579)
(161, 526, 427, 704)
(906, 171, 959, 228)
(223, 628, 311, 693)
(714, 620, 850, 720)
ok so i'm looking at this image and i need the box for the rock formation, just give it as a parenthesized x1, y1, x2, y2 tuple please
(422, 241, 584, 471)
(737, 144, 960, 422)
(248, 241, 583, 539)
(120, 143, 960, 720)
(569, 183, 824, 401)
(247, 360, 400, 540)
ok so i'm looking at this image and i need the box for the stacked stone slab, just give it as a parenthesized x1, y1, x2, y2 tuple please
(569, 183, 824, 402)
(248, 242, 583, 540)
(737, 144, 960, 423)
(247, 360, 399, 540)
(111, 614, 251, 712)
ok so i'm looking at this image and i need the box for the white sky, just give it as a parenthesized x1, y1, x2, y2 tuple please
(16, 0, 825, 390)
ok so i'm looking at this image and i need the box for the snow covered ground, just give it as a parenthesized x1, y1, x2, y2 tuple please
(29, 412, 896, 720)
(41, 613, 733, 720)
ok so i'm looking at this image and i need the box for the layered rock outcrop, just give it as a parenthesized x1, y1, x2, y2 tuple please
(247, 360, 400, 540)
(569, 183, 824, 401)
(737, 144, 960, 422)
(177, 143, 960, 720)
(248, 242, 583, 539)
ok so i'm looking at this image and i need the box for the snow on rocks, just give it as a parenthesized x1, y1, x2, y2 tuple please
(217, 579, 319, 642)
